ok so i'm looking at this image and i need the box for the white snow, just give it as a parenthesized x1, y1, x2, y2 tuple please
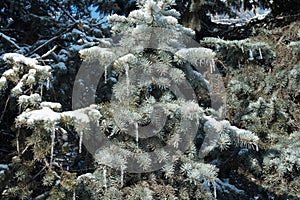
(62, 110, 90, 124)
(40, 102, 62, 111)
(26, 75, 36, 84)
(0, 76, 7, 89)
(3, 53, 37, 67)
(18, 94, 41, 107)
(2, 69, 16, 78)
(11, 84, 23, 96)
(158, 16, 178, 26)
(175, 48, 216, 65)
(17, 107, 61, 126)
(79, 46, 115, 66)
(77, 173, 94, 181)
(29, 93, 42, 105)
(33, 64, 52, 73)
(28, 69, 37, 75)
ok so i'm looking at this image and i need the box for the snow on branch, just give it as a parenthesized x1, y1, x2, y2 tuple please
(200, 115, 259, 157)
(175, 47, 216, 73)
(208, 2, 271, 26)
(16, 104, 101, 158)
(201, 37, 275, 66)
(1, 53, 52, 96)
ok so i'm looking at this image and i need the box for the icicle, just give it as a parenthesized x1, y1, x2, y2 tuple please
(248, 49, 254, 61)
(46, 77, 50, 89)
(254, 144, 259, 151)
(241, 0, 244, 11)
(73, 189, 76, 200)
(213, 183, 217, 198)
(210, 59, 216, 73)
(79, 131, 83, 153)
(50, 127, 55, 166)
(135, 122, 139, 148)
(120, 166, 124, 187)
(125, 65, 129, 95)
(258, 48, 263, 59)
(199, 59, 204, 67)
(215, 12, 219, 21)
(103, 165, 107, 190)
(40, 83, 44, 98)
(104, 65, 108, 84)
(16, 129, 20, 156)
(241, 45, 244, 53)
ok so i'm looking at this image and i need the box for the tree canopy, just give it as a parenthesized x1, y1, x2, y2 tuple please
(1, 0, 300, 199)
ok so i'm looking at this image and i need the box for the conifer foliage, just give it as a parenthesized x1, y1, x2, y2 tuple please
(0, 0, 261, 199)
(1, 0, 299, 199)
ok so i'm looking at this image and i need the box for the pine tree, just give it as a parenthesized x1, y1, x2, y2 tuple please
(0, 0, 260, 199)
(2, 0, 300, 199)
(70, 0, 260, 198)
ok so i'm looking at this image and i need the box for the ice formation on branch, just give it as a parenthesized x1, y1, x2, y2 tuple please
(200, 37, 275, 67)
(208, 1, 271, 26)
(16, 104, 101, 163)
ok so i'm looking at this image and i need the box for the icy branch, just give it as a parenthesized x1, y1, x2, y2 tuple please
(208, 4, 271, 26)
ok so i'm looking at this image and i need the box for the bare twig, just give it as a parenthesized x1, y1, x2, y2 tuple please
(0, 96, 11, 123)
(0, 148, 10, 153)
(216, 59, 228, 70)
(28, 24, 77, 56)
(41, 45, 58, 59)
(51, 0, 77, 23)
(21, 144, 31, 155)
(29, 35, 60, 56)
(0, 131, 15, 138)
(0, 32, 20, 49)
(32, 165, 47, 180)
